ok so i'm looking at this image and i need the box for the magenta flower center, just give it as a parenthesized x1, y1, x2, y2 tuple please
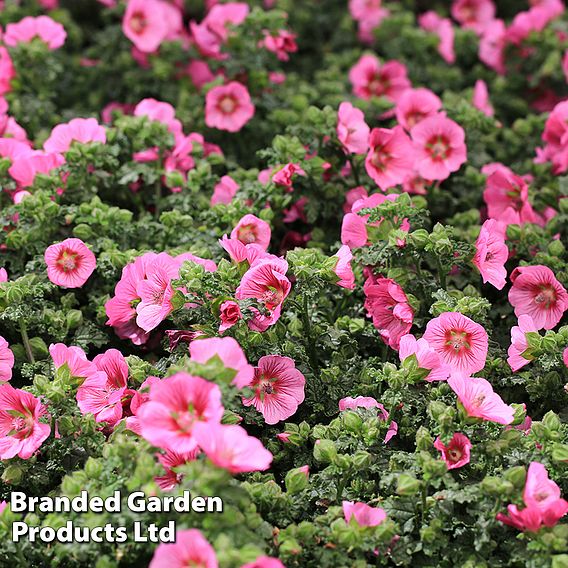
(130, 12, 148, 35)
(533, 284, 557, 309)
(9, 413, 31, 439)
(262, 286, 284, 310)
(218, 95, 237, 115)
(368, 74, 387, 96)
(56, 249, 81, 273)
(406, 111, 425, 128)
(370, 146, 390, 171)
(444, 329, 472, 354)
(447, 447, 462, 462)
(426, 135, 450, 160)
(175, 410, 195, 433)
(472, 393, 486, 408)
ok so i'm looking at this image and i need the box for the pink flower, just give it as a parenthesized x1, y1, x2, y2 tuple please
(365, 126, 416, 190)
(483, 168, 537, 224)
(419, 11, 456, 64)
(535, 100, 568, 174)
(472, 79, 494, 117)
(398, 334, 451, 382)
(337, 102, 370, 155)
(189, 337, 254, 389)
(341, 192, 410, 248)
(349, 54, 410, 102)
(395, 88, 442, 131)
(434, 433, 471, 469)
(0, 48, 15, 96)
(149, 529, 218, 568)
(363, 273, 414, 349)
(472, 219, 508, 290)
(342, 501, 387, 526)
(339, 396, 383, 411)
(423, 312, 488, 377)
(243, 355, 305, 424)
(507, 315, 538, 372)
(138, 372, 224, 453)
(155, 449, 199, 491)
(219, 300, 242, 332)
(451, 0, 496, 34)
(4, 16, 66, 50)
(205, 82, 255, 132)
(410, 113, 467, 181)
(135, 253, 180, 332)
(231, 214, 272, 250)
(506, 1, 563, 46)
(193, 423, 273, 473)
(272, 163, 306, 189)
(123, 0, 181, 53)
(76, 349, 129, 426)
(134, 98, 183, 140)
(0, 384, 51, 459)
(43, 118, 106, 153)
(0, 268, 7, 282)
(49, 343, 97, 382)
(211, 175, 239, 206)
(479, 19, 506, 74)
(509, 265, 568, 330)
(0, 337, 14, 382)
(448, 375, 514, 424)
(333, 245, 355, 290)
(349, 0, 389, 43)
(9, 151, 65, 188)
(497, 462, 568, 532)
(563, 346, 568, 368)
(260, 30, 298, 61)
(44, 238, 97, 288)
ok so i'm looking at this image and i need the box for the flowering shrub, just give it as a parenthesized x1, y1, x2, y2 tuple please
(0, 0, 567, 566)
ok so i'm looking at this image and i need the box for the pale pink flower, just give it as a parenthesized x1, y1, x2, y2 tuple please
(43, 118, 106, 153)
(434, 432, 471, 469)
(363, 273, 413, 349)
(507, 315, 538, 372)
(535, 100, 568, 174)
(205, 82, 255, 132)
(448, 375, 514, 424)
(189, 337, 254, 389)
(241, 557, 285, 568)
(193, 423, 273, 473)
(76, 349, 129, 426)
(9, 151, 65, 188)
(343, 186, 368, 213)
(134, 98, 183, 140)
(333, 245, 355, 290)
(4, 16, 66, 50)
(0, 384, 50, 459)
(155, 449, 200, 491)
(243, 355, 305, 424)
(342, 501, 387, 526)
(123, 0, 181, 53)
(398, 334, 451, 382)
(337, 102, 370, 155)
(473, 219, 508, 290)
(563, 346, 568, 368)
(472, 79, 494, 117)
(138, 372, 224, 453)
(219, 300, 242, 332)
(365, 126, 416, 190)
(451, 0, 495, 33)
(350, 0, 389, 43)
(49, 343, 97, 382)
(44, 238, 97, 288)
(419, 12, 455, 64)
(497, 462, 568, 532)
(479, 19, 506, 74)
(272, 163, 306, 189)
(149, 529, 218, 568)
(0, 337, 14, 382)
(509, 265, 568, 330)
(506, 1, 563, 46)
(349, 54, 410, 101)
(410, 113, 467, 181)
(260, 29, 297, 61)
(211, 175, 239, 205)
(0, 268, 7, 282)
(423, 312, 488, 377)
(0, 48, 15, 96)
(339, 396, 382, 411)
(395, 88, 442, 131)
(231, 214, 271, 250)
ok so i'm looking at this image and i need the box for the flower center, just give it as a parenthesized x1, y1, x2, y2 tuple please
(448, 448, 462, 462)
(534, 285, 557, 309)
(427, 136, 450, 160)
(444, 330, 471, 354)
(219, 96, 237, 114)
(130, 12, 147, 35)
(237, 224, 257, 244)
(406, 111, 424, 128)
(370, 146, 390, 171)
(262, 286, 283, 310)
(368, 75, 387, 96)
(472, 394, 486, 408)
(56, 250, 80, 273)
(175, 410, 195, 433)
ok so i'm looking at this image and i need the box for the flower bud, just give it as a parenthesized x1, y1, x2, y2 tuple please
(285, 466, 309, 494)
(396, 474, 421, 495)
(342, 411, 363, 433)
(313, 439, 337, 463)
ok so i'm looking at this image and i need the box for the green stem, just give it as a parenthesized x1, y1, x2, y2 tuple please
(302, 294, 319, 373)
(348, 154, 361, 187)
(154, 176, 162, 220)
(20, 321, 35, 364)
(435, 257, 447, 289)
